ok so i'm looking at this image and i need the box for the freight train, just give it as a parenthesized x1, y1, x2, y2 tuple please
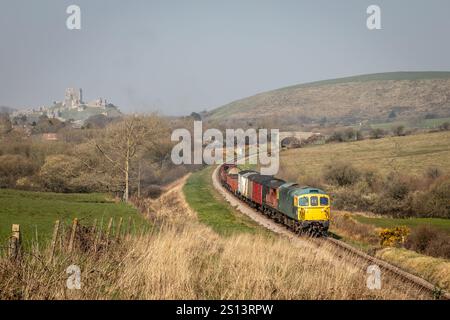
(219, 164, 330, 236)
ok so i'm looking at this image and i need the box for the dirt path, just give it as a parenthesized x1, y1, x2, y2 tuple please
(138, 174, 197, 222)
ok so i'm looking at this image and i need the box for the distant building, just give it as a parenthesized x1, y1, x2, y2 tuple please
(86, 98, 107, 109)
(12, 88, 117, 124)
(64, 88, 83, 109)
(42, 133, 58, 141)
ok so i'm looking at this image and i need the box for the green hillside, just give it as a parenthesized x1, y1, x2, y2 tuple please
(59, 105, 122, 122)
(278, 130, 450, 179)
(277, 71, 450, 91)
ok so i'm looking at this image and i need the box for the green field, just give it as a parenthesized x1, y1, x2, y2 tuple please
(183, 167, 268, 236)
(279, 131, 450, 178)
(352, 215, 450, 234)
(0, 189, 149, 247)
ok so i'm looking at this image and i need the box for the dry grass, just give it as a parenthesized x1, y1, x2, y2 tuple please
(0, 175, 429, 300)
(330, 211, 379, 246)
(376, 247, 450, 291)
(0, 223, 428, 300)
(109, 224, 425, 300)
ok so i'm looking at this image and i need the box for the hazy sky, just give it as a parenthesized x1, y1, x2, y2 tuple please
(1, 0, 450, 115)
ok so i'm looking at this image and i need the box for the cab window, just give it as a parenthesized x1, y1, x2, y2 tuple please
(320, 197, 329, 206)
(299, 197, 309, 206)
(310, 196, 318, 206)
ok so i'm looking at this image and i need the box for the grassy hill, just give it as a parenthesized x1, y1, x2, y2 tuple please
(206, 72, 450, 126)
(278, 131, 450, 179)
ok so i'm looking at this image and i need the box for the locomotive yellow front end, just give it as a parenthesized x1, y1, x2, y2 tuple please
(296, 191, 331, 236)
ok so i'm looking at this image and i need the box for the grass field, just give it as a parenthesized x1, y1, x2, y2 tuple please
(183, 167, 269, 236)
(279, 131, 450, 178)
(0, 189, 148, 247)
(352, 215, 450, 234)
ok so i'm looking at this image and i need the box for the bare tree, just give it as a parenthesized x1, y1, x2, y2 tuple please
(77, 114, 174, 201)
(94, 116, 149, 202)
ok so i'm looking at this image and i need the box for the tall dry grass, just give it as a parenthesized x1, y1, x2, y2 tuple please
(0, 177, 429, 300)
(0, 223, 427, 300)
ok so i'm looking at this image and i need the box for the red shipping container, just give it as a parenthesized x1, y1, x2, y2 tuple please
(248, 175, 273, 205)
(264, 179, 286, 209)
(227, 174, 238, 193)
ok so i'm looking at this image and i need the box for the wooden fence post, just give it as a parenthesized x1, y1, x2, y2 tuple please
(68, 218, 78, 253)
(105, 217, 113, 248)
(115, 217, 123, 242)
(9, 224, 21, 260)
(48, 220, 60, 263)
(105, 217, 113, 239)
(59, 222, 64, 252)
(92, 219, 97, 234)
(127, 217, 132, 237)
(94, 218, 103, 252)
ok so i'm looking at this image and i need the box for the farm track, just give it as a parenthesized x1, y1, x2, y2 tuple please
(211, 165, 450, 300)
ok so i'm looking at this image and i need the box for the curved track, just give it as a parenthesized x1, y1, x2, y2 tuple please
(212, 165, 450, 300)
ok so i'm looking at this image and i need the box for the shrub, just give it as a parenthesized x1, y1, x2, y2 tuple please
(326, 129, 363, 143)
(412, 178, 450, 218)
(392, 125, 406, 136)
(370, 128, 386, 139)
(378, 226, 410, 247)
(0, 154, 38, 187)
(329, 182, 375, 212)
(141, 184, 163, 199)
(323, 162, 360, 187)
(439, 122, 450, 131)
(405, 226, 450, 259)
(326, 131, 345, 143)
(361, 169, 381, 191)
(38, 154, 99, 193)
(386, 178, 410, 201)
(331, 213, 378, 244)
(425, 167, 442, 180)
(343, 128, 357, 141)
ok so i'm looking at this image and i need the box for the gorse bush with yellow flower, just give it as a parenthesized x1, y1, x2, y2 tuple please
(378, 226, 410, 247)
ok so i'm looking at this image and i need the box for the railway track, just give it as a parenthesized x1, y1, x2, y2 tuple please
(212, 165, 450, 300)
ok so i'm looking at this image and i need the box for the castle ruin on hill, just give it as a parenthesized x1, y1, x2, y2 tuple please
(63, 87, 107, 110)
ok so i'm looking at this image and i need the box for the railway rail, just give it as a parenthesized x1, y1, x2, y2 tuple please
(212, 165, 450, 300)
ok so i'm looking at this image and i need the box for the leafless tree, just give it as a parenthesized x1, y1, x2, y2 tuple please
(94, 116, 154, 202)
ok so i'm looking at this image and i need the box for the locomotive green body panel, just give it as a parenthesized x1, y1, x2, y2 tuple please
(277, 183, 327, 221)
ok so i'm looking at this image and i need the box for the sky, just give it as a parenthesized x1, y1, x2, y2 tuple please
(0, 0, 450, 115)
